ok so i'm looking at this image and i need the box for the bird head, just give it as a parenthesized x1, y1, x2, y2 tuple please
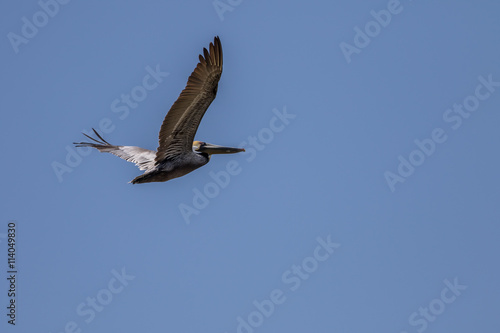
(192, 141, 245, 155)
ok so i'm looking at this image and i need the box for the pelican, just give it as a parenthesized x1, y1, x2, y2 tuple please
(74, 36, 244, 184)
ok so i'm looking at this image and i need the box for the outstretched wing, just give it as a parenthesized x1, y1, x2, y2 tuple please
(74, 129, 156, 171)
(155, 36, 223, 163)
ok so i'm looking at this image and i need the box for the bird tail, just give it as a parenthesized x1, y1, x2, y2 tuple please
(130, 172, 158, 184)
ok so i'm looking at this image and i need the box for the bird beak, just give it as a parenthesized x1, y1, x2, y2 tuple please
(198, 143, 245, 155)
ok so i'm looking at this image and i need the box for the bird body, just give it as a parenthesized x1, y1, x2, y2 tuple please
(74, 37, 244, 184)
(132, 149, 210, 184)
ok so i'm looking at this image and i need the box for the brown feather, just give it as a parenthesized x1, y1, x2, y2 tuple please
(155, 36, 223, 163)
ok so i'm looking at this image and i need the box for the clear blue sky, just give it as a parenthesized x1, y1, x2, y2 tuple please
(1, 1, 499, 332)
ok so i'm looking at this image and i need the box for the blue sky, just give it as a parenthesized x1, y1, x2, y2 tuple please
(1, 0, 500, 332)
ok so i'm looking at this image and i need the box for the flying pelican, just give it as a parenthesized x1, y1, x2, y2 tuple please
(74, 36, 244, 184)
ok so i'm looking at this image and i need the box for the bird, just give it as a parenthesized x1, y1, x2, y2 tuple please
(74, 36, 245, 184)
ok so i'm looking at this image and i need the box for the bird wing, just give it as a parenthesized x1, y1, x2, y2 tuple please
(74, 129, 156, 171)
(155, 36, 223, 163)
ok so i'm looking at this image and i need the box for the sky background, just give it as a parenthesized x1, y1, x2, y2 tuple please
(1, 0, 500, 332)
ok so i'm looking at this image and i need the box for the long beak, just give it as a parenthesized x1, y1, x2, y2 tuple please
(199, 143, 245, 155)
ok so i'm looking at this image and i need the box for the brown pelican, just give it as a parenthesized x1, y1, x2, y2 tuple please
(74, 36, 244, 184)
